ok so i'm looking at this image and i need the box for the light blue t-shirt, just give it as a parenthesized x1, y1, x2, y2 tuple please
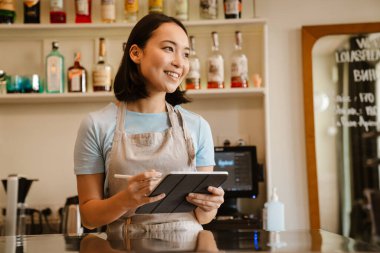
(74, 103, 215, 176)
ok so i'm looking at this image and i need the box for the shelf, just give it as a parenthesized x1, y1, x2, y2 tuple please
(0, 18, 266, 30)
(0, 87, 265, 104)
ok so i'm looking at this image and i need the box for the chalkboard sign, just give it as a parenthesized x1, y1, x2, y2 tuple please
(302, 23, 380, 232)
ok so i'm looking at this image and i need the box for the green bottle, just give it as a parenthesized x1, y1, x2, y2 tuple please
(46, 41, 65, 93)
(0, 0, 16, 24)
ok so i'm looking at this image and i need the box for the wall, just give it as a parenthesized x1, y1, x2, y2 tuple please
(256, 0, 380, 230)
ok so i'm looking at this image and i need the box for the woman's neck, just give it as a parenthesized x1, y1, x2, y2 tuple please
(126, 94, 166, 113)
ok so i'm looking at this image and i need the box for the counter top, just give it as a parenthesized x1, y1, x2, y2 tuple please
(1, 229, 379, 252)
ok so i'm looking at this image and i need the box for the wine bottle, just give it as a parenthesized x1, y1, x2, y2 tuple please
(207, 32, 224, 89)
(224, 0, 241, 19)
(174, 0, 188, 21)
(101, 0, 116, 23)
(200, 0, 218, 19)
(230, 31, 248, 88)
(124, 0, 138, 22)
(50, 0, 66, 23)
(149, 0, 163, 14)
(68, 52, 87, 93)
(75, 0, 92, 23)
(0, 0, 16, 24)
(92, 38, 113, 92)
(186, 36, 201, 90)
(23, 0, 40, 23)
(46, 41, 65, 93)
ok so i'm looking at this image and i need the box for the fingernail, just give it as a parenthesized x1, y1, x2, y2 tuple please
(189, 193, 195, 197)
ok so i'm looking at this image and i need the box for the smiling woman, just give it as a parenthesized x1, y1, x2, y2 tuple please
(73, 13, 225, 235)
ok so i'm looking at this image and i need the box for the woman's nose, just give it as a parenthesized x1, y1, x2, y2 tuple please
(172, 52, 185, 68)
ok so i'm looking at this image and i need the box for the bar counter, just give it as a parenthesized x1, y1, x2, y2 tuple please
(1, 229, 380, 252)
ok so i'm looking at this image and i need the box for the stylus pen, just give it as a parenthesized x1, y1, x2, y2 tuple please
(114, 174, 161, 181)
(114, 174, 131, 179)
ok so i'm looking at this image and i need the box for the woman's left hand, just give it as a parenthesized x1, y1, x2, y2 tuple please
(186, 186, 224, 212)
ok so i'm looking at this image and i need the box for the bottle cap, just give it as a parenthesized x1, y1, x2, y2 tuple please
(271, 187, 279, 202)
(52, 41, 59, 49)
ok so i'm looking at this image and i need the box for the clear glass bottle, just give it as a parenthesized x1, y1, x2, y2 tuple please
(23, 0, 40, 23)
(101, 0, 115, 23)
(224, 0, 241, 19)
(200, 0, 218, 19)
(174, 0, 188, 21)
(186, 36, 201, 90)
(149, 0, 163, 14)
(124, 0, 138, 22)
(68, 52, 87, 93)
(230, 31, 248, 88)
(207, 32, 224, 89)
(92, 38, 112, 92)
(0, 0, 16, 24)
(75, 0, 92, 23)
(46, 41, 65, 93)
(50, 0, 66, 23)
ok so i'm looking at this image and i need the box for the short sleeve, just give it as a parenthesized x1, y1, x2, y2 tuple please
(196, 118, 215, 167)
(74, 115, 105, 175)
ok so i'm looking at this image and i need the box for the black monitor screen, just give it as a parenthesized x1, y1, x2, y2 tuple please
(213, 146, 259, 198)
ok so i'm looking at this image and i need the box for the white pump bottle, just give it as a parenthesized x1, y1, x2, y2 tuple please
(264, 187, 285, 232)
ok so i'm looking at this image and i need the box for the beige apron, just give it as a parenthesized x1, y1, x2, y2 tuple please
(106, 102, 203, 238)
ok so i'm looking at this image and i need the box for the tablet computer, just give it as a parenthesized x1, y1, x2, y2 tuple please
(135, 171, 228, 214)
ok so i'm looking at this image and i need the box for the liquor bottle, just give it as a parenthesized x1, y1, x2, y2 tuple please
(101, 0, 115, 23)
(0, 0, 16, 24)
(230, 31, 248, 88)
(92, 38, 112, 92)
(75, 0, 92, 23)
(149, 0, 163, 14)
(207, 32, 224, 89)
(46, 41, 65, 93)
(223, 0, 241, 19)
(68, 52, 87, 93)
(174, 0, 188, 21)
(50, 0, 66, 23)
(23, 0, 40, 23)
(124, 0, 138, 22)
(200, 0, 218, 19)
(186, 36, 201, 90)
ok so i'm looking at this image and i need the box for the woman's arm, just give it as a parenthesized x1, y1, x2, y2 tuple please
(186, 166, 225, 225)
(77, 171, 165, 229)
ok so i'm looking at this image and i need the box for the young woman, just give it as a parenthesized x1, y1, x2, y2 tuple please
(74, 13, 224, 233)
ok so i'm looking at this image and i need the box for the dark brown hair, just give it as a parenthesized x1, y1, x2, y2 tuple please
(113, 13, 191, 106)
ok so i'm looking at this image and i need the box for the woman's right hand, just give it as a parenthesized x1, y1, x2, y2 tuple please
(120, 170, 165, 210)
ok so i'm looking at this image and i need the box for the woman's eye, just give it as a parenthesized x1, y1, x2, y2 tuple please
(184, 52, 190, 58)
(163, 46, 174, 52)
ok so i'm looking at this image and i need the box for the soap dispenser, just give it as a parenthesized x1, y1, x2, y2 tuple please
(264, 187, 285, 232)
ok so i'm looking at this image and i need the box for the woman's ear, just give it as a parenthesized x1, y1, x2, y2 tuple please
(129, 44, 142, 64)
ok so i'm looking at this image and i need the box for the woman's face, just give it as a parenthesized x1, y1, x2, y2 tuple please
(135, 22, 190, 95)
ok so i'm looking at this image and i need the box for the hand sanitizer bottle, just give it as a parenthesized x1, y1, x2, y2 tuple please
(264, 187, 285, 232)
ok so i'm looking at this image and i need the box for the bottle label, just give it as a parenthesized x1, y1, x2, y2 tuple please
(175, 0, 188, 20)
(188, 59, 200, 79)
(224, 0, 240, 15)
(0, 0, 15, 11)
(200, 0, 217, 18)
(93, 69, 112, 87)
(76, 0, 89, 15)
(125, 0, 138, 12)
(149, 0, 163, 13)
(231, 55, 248, 78)
(101, 0, 115, 20)
(208, 57, 224, 82)
(50, 0, 63, 9)
(69, 69, 82, 91)
(47, 56, 63, 92)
